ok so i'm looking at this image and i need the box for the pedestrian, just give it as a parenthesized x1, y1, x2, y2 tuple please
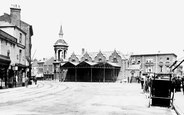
(34, 76, 37, 85)
(182, 76, 184, 95)
(176, 76, 181, 92)
(140, 76, 144, 89)
(13, 76, 16, 87)
(25, 76, 29, 88)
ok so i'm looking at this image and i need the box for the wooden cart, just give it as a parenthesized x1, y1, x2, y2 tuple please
(148, 73, 175, 108)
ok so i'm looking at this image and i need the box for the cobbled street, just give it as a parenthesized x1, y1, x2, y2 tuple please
(0, 81, 176, 115)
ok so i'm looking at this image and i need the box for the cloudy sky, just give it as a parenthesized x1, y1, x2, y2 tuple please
(1, 0, 184, 60)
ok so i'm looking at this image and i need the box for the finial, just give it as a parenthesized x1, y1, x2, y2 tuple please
(59, 22, 64, 38)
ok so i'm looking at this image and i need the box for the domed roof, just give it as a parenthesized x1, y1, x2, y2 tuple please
(54, 39, 68, 46)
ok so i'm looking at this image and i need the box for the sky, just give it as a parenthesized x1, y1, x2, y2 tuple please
(1, 0, 184, 61)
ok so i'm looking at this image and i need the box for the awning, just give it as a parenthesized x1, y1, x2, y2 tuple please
(0, 54, 11, 66)
(15, 63, 28, 68)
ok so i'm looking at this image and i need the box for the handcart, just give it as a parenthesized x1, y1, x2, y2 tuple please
(148, 73, 175, 108)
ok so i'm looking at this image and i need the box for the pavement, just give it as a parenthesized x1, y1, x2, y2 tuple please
(173, 91, 184, 115)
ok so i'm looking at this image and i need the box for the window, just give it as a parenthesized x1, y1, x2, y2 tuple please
(146, 66, 153, 72)
(98, 58, 102, 62)
(19, 33, 22, 43)
(166, 57, 169, 61)
(146, 59, 153, 63)
(160, 66, 163, 72)
(19, 50, 22, 62)
(7, 50, 10, 57)
(113, 58, 118, 63)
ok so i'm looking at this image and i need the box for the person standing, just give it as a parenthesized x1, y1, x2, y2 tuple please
(140, 77, 144, 89)
(182, 76, 184, 95)
(25, 76, 29, 88)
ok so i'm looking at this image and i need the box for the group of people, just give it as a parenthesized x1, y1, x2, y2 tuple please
(172, 76, 184, 95)
(139, 75, 184, 95)
(140, 75, 152, 93)
(13, 76, 37, 88)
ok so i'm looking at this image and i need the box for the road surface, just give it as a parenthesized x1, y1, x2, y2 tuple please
(0, 81, 176, 115)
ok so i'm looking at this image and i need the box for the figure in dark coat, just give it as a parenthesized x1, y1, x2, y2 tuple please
(182, 76, 184, 95)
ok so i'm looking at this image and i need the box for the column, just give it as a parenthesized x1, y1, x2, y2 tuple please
(55, 49, 57, 61)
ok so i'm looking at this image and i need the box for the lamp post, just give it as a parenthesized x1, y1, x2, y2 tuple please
(103, 62, 105, 83)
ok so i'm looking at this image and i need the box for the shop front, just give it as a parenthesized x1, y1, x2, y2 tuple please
(0, 54, 11, 89)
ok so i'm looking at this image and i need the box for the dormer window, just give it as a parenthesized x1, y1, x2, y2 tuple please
(71, 59, 75, 62)
(113, 58, 118, 63)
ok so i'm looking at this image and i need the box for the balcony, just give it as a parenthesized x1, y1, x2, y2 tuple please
(158, 61, 164, 66)
(145, 61, 154, 66)
(165, 61, 171, 66)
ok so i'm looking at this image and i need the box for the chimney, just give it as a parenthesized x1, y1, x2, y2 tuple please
(82, 48, 85, 55)
(10, 4, 21, 27)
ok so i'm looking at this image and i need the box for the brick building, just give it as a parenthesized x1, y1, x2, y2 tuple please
(126, 53, 182, 82)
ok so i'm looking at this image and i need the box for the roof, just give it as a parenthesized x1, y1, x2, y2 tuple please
(0, 29, 17, 44)
(77, 61, 98, 67)
(0, 21, 27, 35)
(131, 53, 177, 57)
(0, 11, 33, 36)
(61, 61, 121, 68)
(54, 39, 68, 46)
(62, 61, 79, 68)
(107, 62, 121, 67)
(80, 50, 127, 61)
(44, 57, 54, 65)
